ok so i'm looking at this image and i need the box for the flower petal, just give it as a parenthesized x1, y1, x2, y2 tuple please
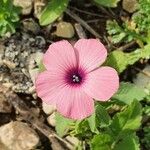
(83, 67, 119, 101)
(35, 70, 66, 105)
(56, 87, 94, 120)
(74, 39, 107, 72)
(43, 40, 77, 71)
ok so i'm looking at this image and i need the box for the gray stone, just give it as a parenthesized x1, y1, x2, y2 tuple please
(122, 0, 138, 13)
(42, 102, 56, 115)
(0, 93, 12, 113)
(134, 65, 150, 95)
(47, 113, 56, 127)
(34, 0, 47, 19)
(55, 22, 75, 38)
(0, 121, 39, 150)
(13, 0, 33, 15)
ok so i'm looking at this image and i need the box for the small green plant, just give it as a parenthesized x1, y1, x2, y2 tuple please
(56, 100, 143, 149)
(141, 127, 150, 149)
(106, 20, 145, 44)
(132, 0, 150, 34)
(0, 0, 21, 37)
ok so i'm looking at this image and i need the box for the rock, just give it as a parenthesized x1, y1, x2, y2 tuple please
(47, 113, 56, 127)
(22, 18, 40, 34)
(34, 0, 47, 18)
(29, 68, 39, 85)
(2, 33, 45, 94)
(0, 90, 12, 113)
(13, 0, 33, 15)
(65, 136, 79, 146)
(31, 51, 44, 66)
(134, 65, 150, 95)
(0, 43, 4, 66)
(42, 102, 56, 115)
(28, 86, 36, 94)
(55, 22, 75, 38)
(0, 121, 39, 150)
(28, 52, 43, 84)
(0, 140, 9, 150)
(3, 59, 16, 69)
(122, 0, 138, 13)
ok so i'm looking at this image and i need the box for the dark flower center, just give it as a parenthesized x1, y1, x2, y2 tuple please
(72, 74, 82, 83)
(65, 68, 85, 85)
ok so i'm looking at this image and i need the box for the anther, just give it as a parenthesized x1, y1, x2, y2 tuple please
(72, 75, 80, 83)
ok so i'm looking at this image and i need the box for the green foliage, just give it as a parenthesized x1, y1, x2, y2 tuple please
(133, 0, 150, 34)
(113, 134, 140, 150)
(55, 113, 74, 137)
(38, 61, 46, 73)
(106, 20, 142, 44)
(107, 20, 131, 44)
(56, 101, 142, 149)
(0, 0, 20, 37)
(113, 82, 147, 104)
(87, 113, 98, 133)
(110, 100, 142, 137)
(89, 101, 141, 149)
(39, 0, 69, 26)
(94, 0, 120, 8)
(105, 44, 150, 73)
(90, 133, 113, 150)
(95, 104, 111, 127)
(143, 104, 150, 116)
(141, 127, 150, 149)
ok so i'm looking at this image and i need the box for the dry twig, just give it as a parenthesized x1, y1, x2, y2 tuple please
(66, 9, 102, 39)
(74, 23, 87, 39)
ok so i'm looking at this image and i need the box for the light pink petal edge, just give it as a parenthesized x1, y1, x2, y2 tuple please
(74, 39, 107, 72)
(83, 67, 119, 101)
(43, 40, 77, 72)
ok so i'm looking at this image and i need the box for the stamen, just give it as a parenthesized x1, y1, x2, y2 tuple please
(72, 75, 80, 83)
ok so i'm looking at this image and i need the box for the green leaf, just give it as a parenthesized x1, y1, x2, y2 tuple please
(113, 82, 147, 104)
(94, 0, 120, 7)
(95, 104, 111, 127)
(39, 0, 69, 26)
(105, 50, 127, 73)
(38, 61, 46, 72)
(55, 112, 73, 137)
(90, 133, 113, 150)
(87, 113, 98, 133)
(110, 101, 142, 137)
(105, 44, 150, 73)
(114, 134, 140, 150)
(106, 20, 128, 44)
(0, 0, 20, 37)
(74, 120, 93, 139)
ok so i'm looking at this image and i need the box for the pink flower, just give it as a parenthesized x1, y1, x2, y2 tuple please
(35, 39, 119, 120)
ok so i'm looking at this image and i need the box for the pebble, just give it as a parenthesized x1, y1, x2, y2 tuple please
(0, 93, 12, 113)
(134, 65, 150, 94)
(55, 22, 75, 38)
(3, 60, 16, 69)
(34, 0, 47, 19)
(122, 0, 138, 13)
(65, 136, 79, 146)
(47, 113, 56, 127)
(0, 121, 39, 150)
(22, 18, 40, 34)
(13, 0, 33, 15)
(42, 102, 56, 115)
